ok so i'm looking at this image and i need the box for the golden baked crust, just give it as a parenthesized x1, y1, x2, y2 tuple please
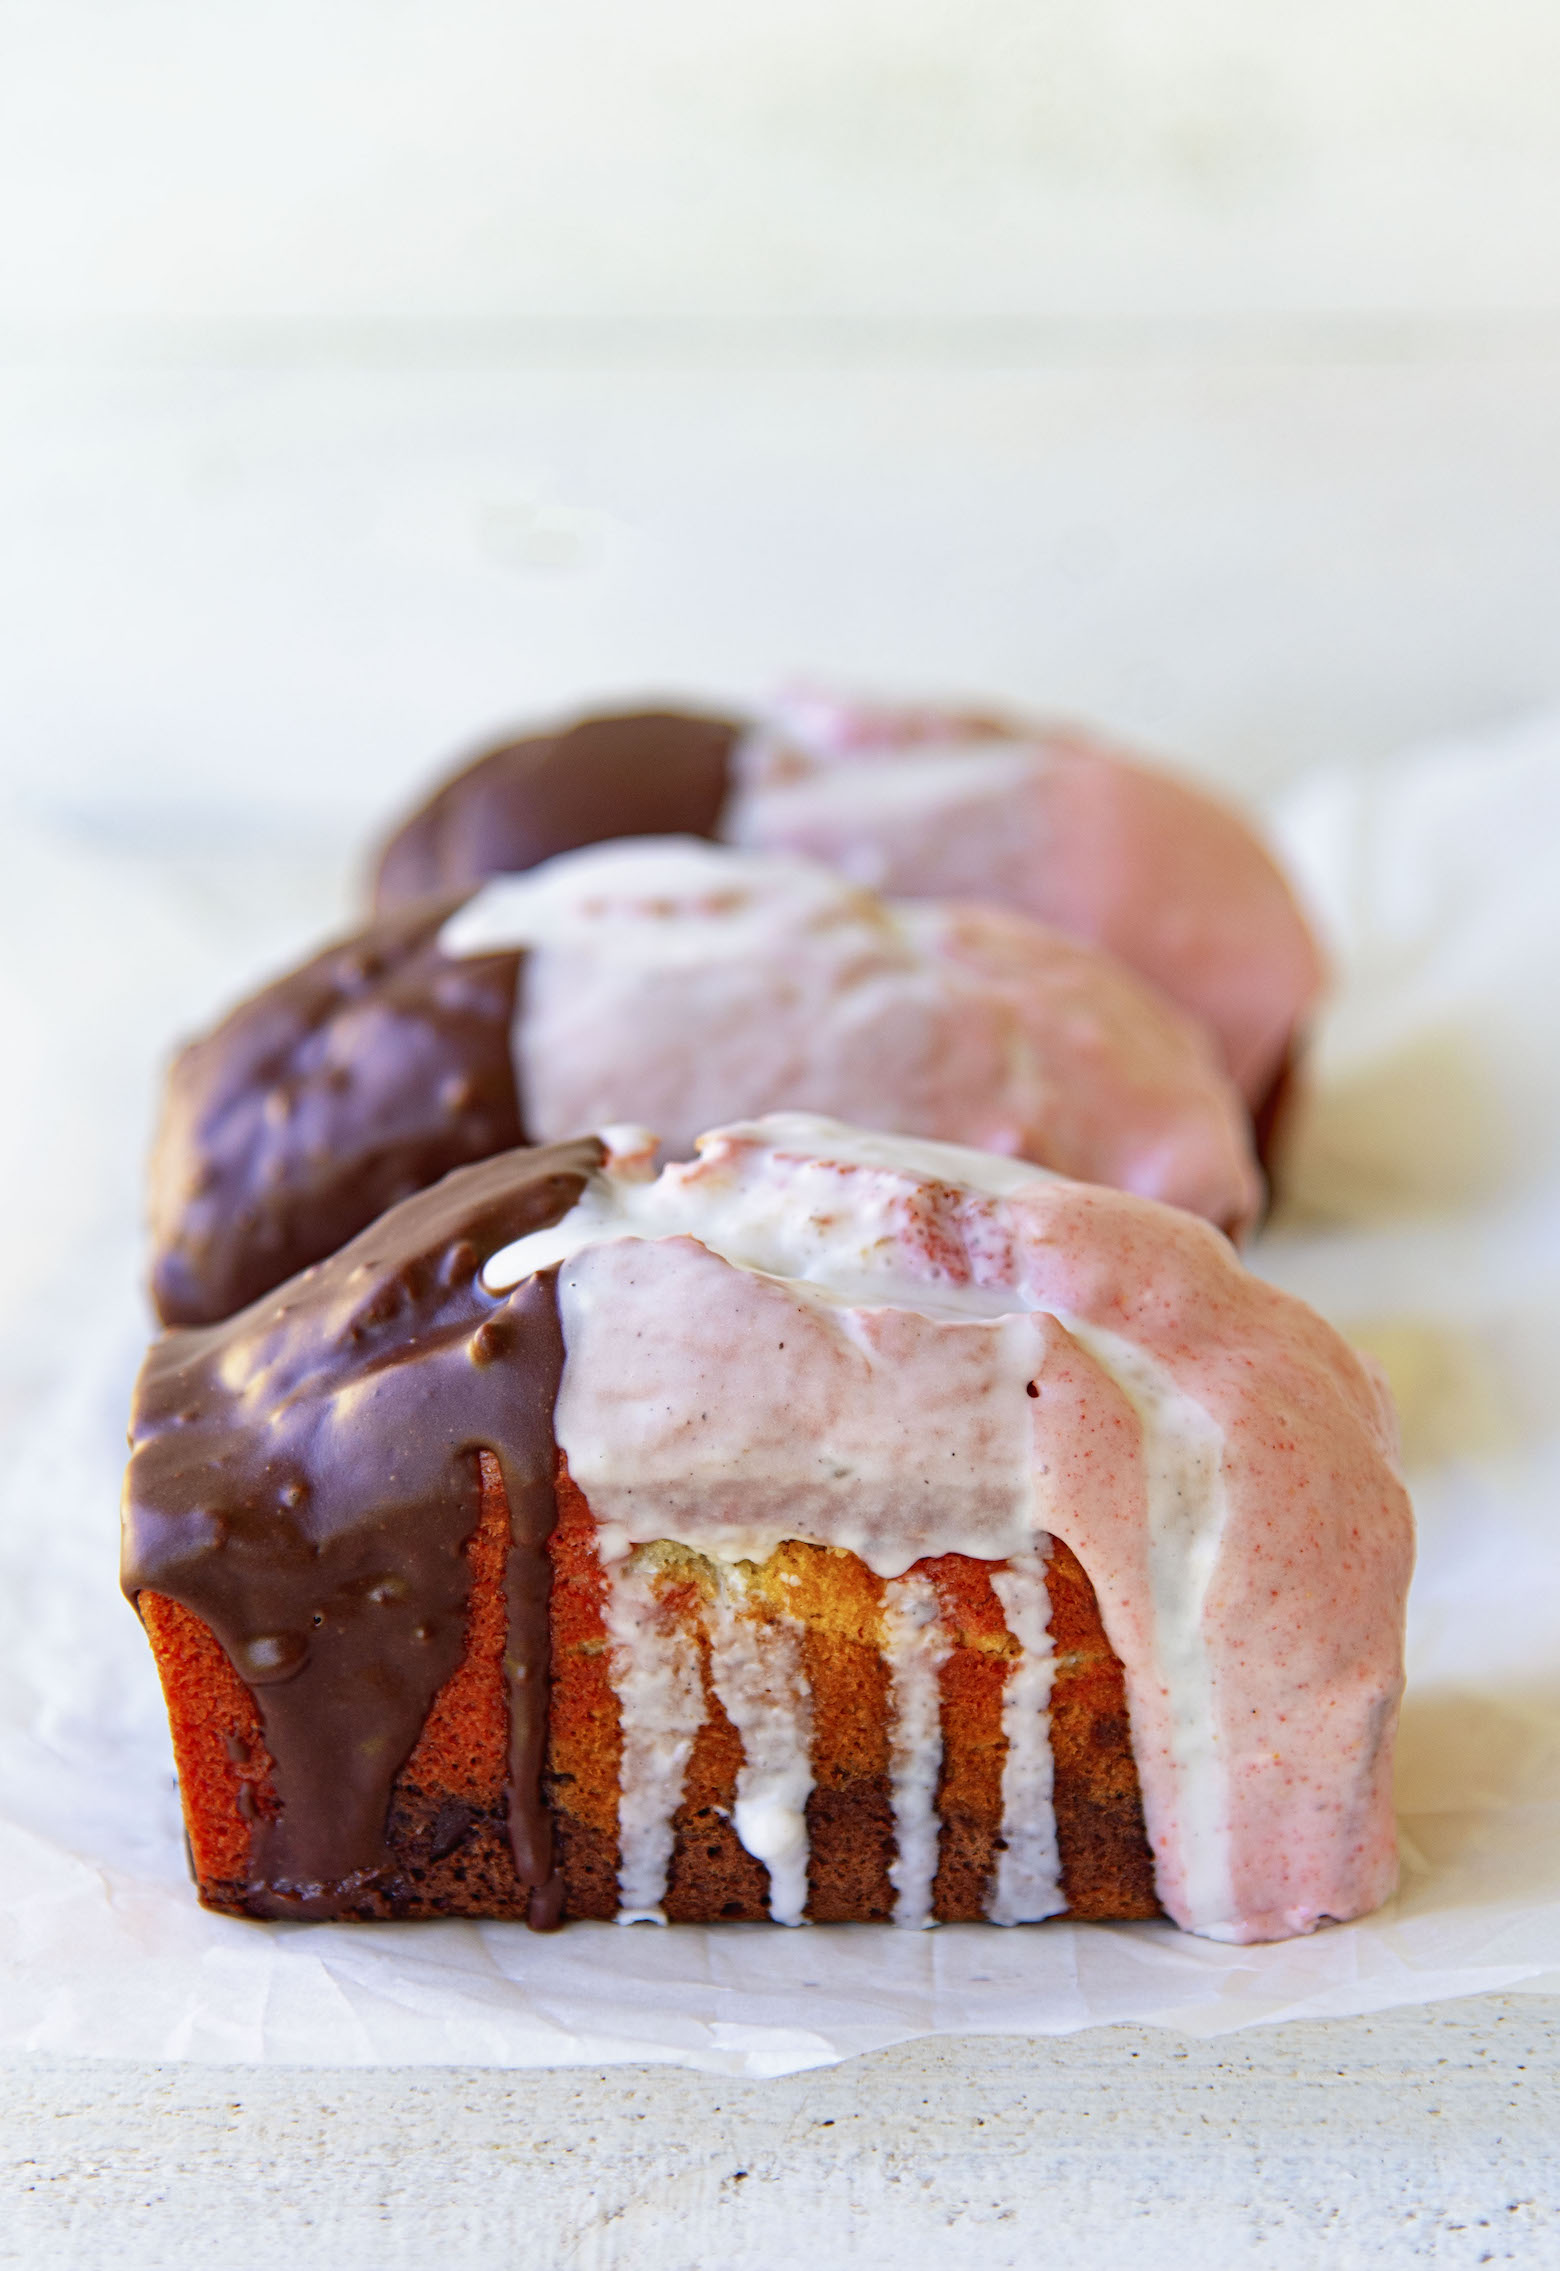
(141, 1453, 1159, 1925)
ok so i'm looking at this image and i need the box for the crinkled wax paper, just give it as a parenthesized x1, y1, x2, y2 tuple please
(1, 715, 1557, 2074)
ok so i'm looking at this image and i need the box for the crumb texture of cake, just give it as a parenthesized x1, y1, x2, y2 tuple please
(150, 836, 1260, 1325)
(366, 692, 1324, 1116)
(124, 1115, 1412, 1946)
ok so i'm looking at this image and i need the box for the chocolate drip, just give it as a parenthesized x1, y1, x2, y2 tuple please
(371, 708, 741, 915)
(149, 897, 526, 1328)
(123, 1140, 603, 1918)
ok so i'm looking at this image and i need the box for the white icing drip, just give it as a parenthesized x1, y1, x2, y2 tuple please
(1063, 1318, 1235, 1937)
(702, 1572, 815, 1926)
(878, 1572, 951, 1930)
(600, 1548, 705, 1925)
(986, 1547, 1065, 1926)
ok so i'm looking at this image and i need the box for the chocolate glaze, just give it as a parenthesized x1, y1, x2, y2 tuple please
(149, 897, 526, 1328)
(371, 708, 741, 915)
(123, 1140, 603, 1921)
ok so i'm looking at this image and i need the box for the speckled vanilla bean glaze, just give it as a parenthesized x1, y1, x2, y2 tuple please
(485, 1114, 1413, 1944)
(721, 694, 1326, 1111)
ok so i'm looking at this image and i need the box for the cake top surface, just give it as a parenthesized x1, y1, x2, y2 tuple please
(147, 830, 1262, 1333)
(372, 705, 739, 915)
(725, 692, 1326, 1106)
(439, 834, 1262, 1237)
(439, 834, 864, 965)
(369, 687, 1325, 1108)
(483, 1112, 1058, 1316)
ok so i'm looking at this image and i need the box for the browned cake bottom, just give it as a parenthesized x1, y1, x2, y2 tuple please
(140, 1453, 1160, 1924)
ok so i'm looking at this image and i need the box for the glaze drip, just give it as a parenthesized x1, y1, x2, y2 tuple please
(879, 1572, 951, 1929)
(702, 1573, 815, 1927)
(987, 1548, 1064, 1925)
(601, 1547, 704, 1924)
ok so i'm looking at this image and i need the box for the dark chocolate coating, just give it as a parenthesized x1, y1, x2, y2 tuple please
(371, 708, 741, 914)
(123, 1140, 604, 1919)
(148, 897, 525, 1329)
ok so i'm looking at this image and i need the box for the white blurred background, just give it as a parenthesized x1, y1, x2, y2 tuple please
(1, 0, 1558, 823)
(5, 0, 1560, 325)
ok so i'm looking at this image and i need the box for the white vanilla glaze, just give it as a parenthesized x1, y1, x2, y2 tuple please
(702, 1572, 814, 1927)
(878, 1572, 952, 1929)
(722, 694, 1326, 1109)
(440, 836, 1261, 1239)
(600, 1547, 705, 1924)
(987, 1549, 1065, 1926)
(491, 1114, 1412, 1944)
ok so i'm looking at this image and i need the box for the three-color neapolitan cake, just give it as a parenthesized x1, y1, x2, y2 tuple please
(147, 837, 1260, 1329)
(123, 1115, 1413, 1942)
(370, 696, 1325, 1125)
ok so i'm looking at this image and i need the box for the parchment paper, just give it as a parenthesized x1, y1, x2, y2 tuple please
(1, 714, 1557, 2074)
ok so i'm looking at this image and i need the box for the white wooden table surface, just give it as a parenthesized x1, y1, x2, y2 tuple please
(3, 1996, 1556, 2267)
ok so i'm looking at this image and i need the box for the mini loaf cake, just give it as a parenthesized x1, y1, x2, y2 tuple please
(124, 1115, 1413, 1944)
(148, 837, 1260, 1328)
(370, 696, 1323, 1121)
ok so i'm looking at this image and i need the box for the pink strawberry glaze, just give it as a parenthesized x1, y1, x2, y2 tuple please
(724, 695, 1327, 1109)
